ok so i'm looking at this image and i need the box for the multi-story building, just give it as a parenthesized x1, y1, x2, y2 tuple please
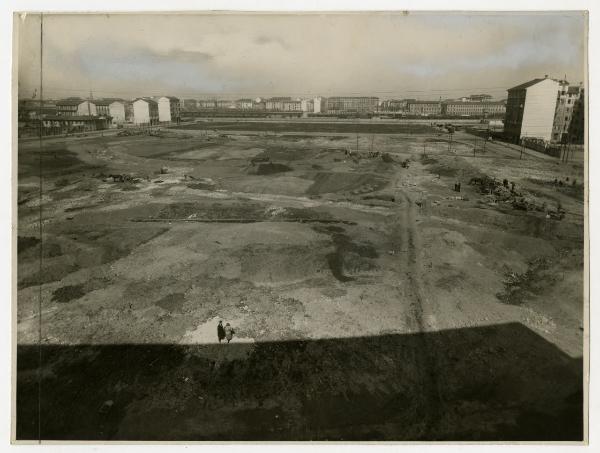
(313, 97, 325, 114)
(216, 100, 235, 109)
(265, 97, 291, 111)
(567, 89, 584, 145)
(132, 98, 159, 125)
(235, 99, 254, 109)
(18, 99, 56, 121)
(157, 96, 181, 123)
(41, 115, 109, 133)
(380, 99, 414, 112)
(467, 94, 493, 102)
(183, 99, 198, 111)
(198, 99, 217, 109)
(552, 84, 583, 143)
(407, 101, 442, 116)
(56, 98, 97, 117)
(325, 97, 379, 114)
(504, 76, 562, 143)
(108, 100, 127, 126)
(300, 99, 314, 112)
(442, 101, 506, 117)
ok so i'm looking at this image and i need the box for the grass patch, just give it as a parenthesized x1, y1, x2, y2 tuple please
(52, 284, 86, 303)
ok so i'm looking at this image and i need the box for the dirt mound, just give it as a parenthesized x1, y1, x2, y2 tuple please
(313, 226, 379, 282)
(307, 172, 388, 195)
(255, 163, 293, 175)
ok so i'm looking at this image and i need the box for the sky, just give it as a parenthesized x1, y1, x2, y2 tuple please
(16, 12, 587, 101)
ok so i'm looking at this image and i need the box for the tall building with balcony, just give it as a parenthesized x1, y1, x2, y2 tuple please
(503, 76, 561, 143)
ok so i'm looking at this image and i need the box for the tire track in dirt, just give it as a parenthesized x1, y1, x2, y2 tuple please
(390, 184, 445, 439)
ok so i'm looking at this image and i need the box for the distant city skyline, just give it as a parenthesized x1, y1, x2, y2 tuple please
(17, 12, 586, 101)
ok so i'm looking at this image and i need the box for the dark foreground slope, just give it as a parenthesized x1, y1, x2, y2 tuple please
(17, 323, 583, 441)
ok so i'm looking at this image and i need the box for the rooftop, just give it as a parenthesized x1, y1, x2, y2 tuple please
(56, 98, 86, 106)
(507, 77, 565, 91)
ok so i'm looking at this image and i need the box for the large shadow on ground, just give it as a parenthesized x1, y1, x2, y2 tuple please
(16, 322, 583, 441)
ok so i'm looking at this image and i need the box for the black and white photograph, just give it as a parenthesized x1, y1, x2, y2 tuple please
(9, 7, 590, 444)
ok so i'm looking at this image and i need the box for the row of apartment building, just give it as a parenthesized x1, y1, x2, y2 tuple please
(182, 94, 505, 117)
(181, 96, 375, 114)
(379, 98, 506, 117)
(503, 76, 584, 145)
(19, 96, 183, 134)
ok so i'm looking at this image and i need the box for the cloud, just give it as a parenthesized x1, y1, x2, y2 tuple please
(17, 12, 586, 100)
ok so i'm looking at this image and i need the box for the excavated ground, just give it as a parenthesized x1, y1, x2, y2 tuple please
(16, 125, 585, 441)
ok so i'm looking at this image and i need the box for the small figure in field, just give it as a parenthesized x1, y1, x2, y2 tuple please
(224, 323, 235, 344)
(217, 320, 226, 343)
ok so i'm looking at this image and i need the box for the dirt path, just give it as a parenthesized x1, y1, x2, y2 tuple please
(387, 169, 445, 438)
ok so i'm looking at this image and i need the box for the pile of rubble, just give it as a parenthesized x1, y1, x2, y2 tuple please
(97, 172, 142, 184)
(469, 176, 565, 220)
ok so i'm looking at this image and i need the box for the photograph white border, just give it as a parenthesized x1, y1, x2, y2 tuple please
(1, 1, 597, 452)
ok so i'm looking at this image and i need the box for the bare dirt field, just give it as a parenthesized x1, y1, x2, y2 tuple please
(16, 123, 585, 440)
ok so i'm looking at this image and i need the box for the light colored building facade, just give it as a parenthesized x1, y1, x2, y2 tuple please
(380, 99, 413, 112)
(300, 99, 314, 112)
(198, 99, 217, 109)
(41, 115, 108, 133)
(56, 99, 97, 117)
(313, 97, 324, 114)
(407, 101, 442, 116)
(92, 100, 111, 117)
(157, 96, 181, 123)
(132, 98, 159, 125)
(325, 97, 379, 114)
(235, 99, 254, 109)
(216, 100, 235, 109)
(442, 101, 506, 117)
(108, 101, 127, 125)
(265, 97, 300, 111)
(504, 77, 561, 143)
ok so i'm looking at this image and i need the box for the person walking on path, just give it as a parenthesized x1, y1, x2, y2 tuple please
(217, 320, 226, 343)
(224, 323, 235, 344)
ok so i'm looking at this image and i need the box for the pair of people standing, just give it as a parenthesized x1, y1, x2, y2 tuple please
(217, 320, 235, 343)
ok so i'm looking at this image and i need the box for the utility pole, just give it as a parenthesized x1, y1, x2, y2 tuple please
(520, 137, 524, 160)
